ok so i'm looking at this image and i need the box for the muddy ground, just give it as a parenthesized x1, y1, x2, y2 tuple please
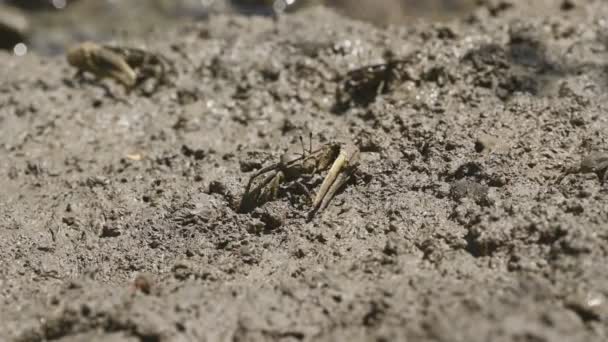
(1, 1, 608, 341)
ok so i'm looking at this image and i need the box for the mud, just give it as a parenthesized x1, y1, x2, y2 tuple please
(1, 1, 608, 341)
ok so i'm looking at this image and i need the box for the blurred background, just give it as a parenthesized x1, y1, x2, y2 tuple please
(0, 0, 478, 55)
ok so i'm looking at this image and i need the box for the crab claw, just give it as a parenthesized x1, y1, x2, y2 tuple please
(307, 144, 360, 220)
(67, 42, 137, 88)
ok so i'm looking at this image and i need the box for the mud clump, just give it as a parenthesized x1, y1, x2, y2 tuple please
(2, 2, 608, 341)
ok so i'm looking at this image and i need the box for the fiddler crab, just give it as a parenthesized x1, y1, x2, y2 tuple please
(66, 41, 173, 93)
(238, 137, 361, 220)
(335, 58, 411, 111)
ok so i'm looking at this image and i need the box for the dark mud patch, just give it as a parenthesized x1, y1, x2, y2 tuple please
(1, 1, 608, 341)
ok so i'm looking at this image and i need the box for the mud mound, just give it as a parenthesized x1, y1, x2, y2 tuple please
(1, 1, 608, 341)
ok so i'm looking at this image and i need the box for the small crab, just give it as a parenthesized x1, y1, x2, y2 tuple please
(238, 139, 360, 219)
(334, 58, 412, 111)
(66, 41, 173, 93)
(556, 152, 608, 184)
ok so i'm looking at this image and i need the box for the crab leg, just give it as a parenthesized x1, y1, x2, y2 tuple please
(308, 144, 360, 219)
(244, 163, 282, 195)
(239, 171, 279, 213)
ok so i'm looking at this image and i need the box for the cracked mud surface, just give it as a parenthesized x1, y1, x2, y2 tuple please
(1, 1, 608, 341)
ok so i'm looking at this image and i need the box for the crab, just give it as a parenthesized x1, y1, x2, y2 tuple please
(66, 41, 173, 93)
(334, 58, 412, 111)
(238, 139, 360, 219)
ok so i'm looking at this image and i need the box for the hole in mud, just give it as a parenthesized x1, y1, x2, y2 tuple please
(463, 230, 499, 257)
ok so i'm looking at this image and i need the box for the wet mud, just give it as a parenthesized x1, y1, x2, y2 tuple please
(1, 1, 608, 341)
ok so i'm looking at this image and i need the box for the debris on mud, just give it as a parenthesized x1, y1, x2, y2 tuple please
(557, 152, 608, 184)
(449, 179, 490, 205)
